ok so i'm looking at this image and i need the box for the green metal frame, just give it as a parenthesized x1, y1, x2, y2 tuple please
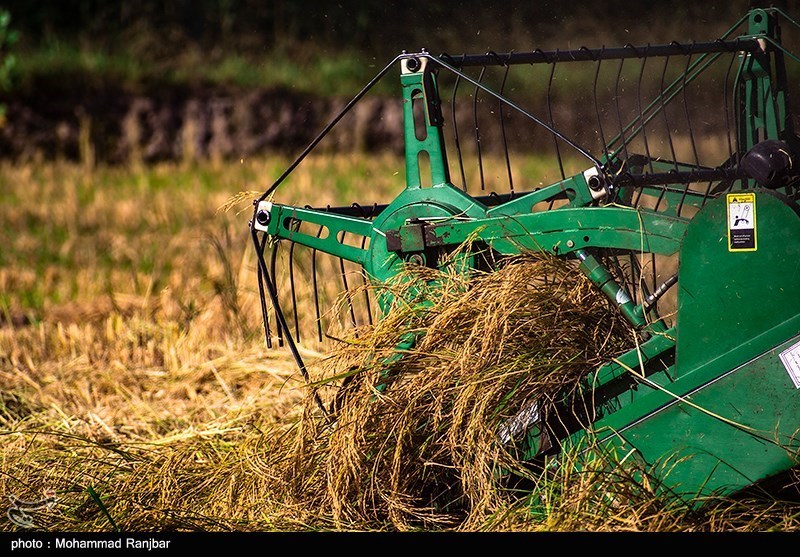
(252, 7, 800, 505)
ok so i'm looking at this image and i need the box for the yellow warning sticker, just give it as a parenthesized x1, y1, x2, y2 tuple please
(726, 192, 757, 252)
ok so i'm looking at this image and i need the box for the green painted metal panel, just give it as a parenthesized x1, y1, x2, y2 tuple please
(412, 207, 688, 257)
(595, 334, 800, 501)
(676, 191, 800, 375)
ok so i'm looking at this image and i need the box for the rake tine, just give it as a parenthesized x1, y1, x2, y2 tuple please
(250, 226, 332, 424)
(311, 221, 325, 344)
(722, 51, 738, 167)
(338, 231, 359, 332)
(490, 51, 515, 194)
(288, 233, 301, 343)
(256, 233, 272, 349)
(269, 238, 284, 347)
(473, 62, 487, 191)
(613, 54, 631, 165)
(545, 53, 567, 181)
(449, 53, 469, 192)
(353, 203, 374, 326)
(675, 49, 698, 218)
(592, 47, 611, 164)
(660, 52, 680, 174)
(636, 46, 655, 175)
(681, 45, 702, 170)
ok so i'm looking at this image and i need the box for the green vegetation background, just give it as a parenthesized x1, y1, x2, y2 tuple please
(0, 0, 780, 97)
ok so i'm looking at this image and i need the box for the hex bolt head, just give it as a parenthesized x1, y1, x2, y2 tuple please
(256, 210, 271, 226)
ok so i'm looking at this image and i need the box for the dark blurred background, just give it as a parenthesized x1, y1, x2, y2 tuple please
(0, 0, 792, 164)
(5, 0, 774, 58)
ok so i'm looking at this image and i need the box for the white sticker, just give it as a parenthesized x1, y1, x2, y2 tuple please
(779, 339, 800, 389)
(726, 192, 757, 252)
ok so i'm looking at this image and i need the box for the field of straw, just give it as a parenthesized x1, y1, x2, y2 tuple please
(2, 154, 800, 532)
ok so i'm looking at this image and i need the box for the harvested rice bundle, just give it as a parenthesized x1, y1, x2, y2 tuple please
(276, 252, 636, 530)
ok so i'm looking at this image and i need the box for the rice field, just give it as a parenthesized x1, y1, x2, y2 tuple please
(2, 153, 800, 532)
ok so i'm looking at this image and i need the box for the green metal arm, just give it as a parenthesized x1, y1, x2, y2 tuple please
(391, 205, 689, 257)
(486, 169, 605, 217)
(252, 200, 373, 265)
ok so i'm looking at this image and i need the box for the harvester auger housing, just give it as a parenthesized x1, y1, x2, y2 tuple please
(250, 7, 800, 505)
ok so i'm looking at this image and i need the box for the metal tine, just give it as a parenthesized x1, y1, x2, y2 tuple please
(651, 54, 678, 215)
(676, 46, 700, 218)
(288, 227, 301, 343)
(473, 62, 487, 191)
(661, 48, 681, 174)
(617, 42, 658, 301)
(636, 46, 655, 176)
(722, 52, 738, 171)
(605, 39, 739, 163)
(353, 202, 374, 326)
(613, 52, 631, 166)
(731, 81, 753, 191)
(269, 238, 284, 347)
(488, 51, 515, 195)
(256, 234, 273, 349)
(545, 50, 567, 182)
(337, 231, 359, 333)
(303, 203, 327, 344)
(251, 226, 332, 424)
(591, 47, 611, 165)
(442, 53, 469, 192)
(695, 53, 741, 210)
(626, 47, 649, 211)
(605, 71, 659, 301)
(310, 217, 326, 344)
(681, 46, 702, 169)
(542, 48, 564, 211)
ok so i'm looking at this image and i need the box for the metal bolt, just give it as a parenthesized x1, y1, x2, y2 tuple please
(408, 254, 425, 266)
(587, 175, 603, 191)
(566, 240, 575, 248)
(406, 57, 421, 72)
(256, 210, 270, 226)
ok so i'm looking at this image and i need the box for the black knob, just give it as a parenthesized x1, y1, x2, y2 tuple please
(256, 210, 270, 226)
(741, 139, 794, 189)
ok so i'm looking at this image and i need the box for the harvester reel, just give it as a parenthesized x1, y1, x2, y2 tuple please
(251, 7, 800, 505)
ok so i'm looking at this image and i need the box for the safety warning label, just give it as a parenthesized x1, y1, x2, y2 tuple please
(727, 192, 757, 251)
(779, 339, 800, 389)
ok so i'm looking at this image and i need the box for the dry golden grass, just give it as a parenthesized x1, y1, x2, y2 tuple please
(1, 155, 799, 532)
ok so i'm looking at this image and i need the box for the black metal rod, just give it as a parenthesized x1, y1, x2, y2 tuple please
(257, 53, 403, 202)
(497, 61, 514, 194)
(255, 233, 272, 349)
(250, 226, 332, 424)
(438, 39, 760, 68)
(473, 65, 487, 191)
(546, 60, 566, 181)
(269, 239, 284, 347)
(288, 233, 301, 342)
(617, 168, 747, 187)
(353, 203, 374, 327)
(430, 55, 603, 169)
(312, 224, 324, 343)
(451, 60, 469, 193)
